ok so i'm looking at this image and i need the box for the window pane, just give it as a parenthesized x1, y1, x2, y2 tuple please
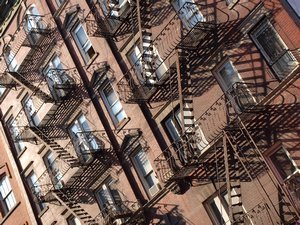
(287, 0, 300, 17)
(256, 27, 286, 62)
(115, 110, 126, 122)
(75, 26, 88, 48)
(103, 85, 117, 106)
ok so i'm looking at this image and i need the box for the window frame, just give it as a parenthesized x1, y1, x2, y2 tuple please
(68, 114, 99, 162)
(286, 0, 300, 18)
(27, 171, 45, 212)
(0, 175, 17, 216)
(43, 151, 63, 189)
(264, 143, 299, 184)
(250, 19, 298, 80)
(99, 81, 127, 126)
(213, 59, 256, 112)
(72, 22, 95, 64)
(7, 117, 26, 154)
(131, 146, 160, 197)
(67, 215, 82, 225)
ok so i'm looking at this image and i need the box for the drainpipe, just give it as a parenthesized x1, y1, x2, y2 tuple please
(0, 109, 42, 225)
(44, 0, 144, 202)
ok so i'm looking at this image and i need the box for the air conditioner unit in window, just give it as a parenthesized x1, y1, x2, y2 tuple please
(149, 183, 161, 197)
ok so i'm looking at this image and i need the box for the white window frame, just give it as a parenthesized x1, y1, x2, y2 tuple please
(127, 44, 168, 84)
(27, 171, 45, 212)
(214, 60, 256, 112)
(43, 55, 70, 100)
(99, 0, 131, 17)
(9, 119, 26, 154)
(132, 147, 160, 197)
(67, 215, 82, 225)
(72, 23, 95, 63)
(25, 5, 44, 44)
(69, 114, 99, 162)
(100, 82, 127, 125)
(0, 176, 16, 215)
(22, 95, 40, 126)
(43, 151, 63, 189)
(171, 0, 204, 30)
(95, 177, 123, 223)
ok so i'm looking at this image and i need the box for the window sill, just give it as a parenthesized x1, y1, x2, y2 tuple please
(0, 202, 21, 225)
(38, 206, 49, 218)
(228, 0, 239, 10)
(86, 52, 99, 70)
(17, 146, 27, 159)
(115, 117, 131, 133)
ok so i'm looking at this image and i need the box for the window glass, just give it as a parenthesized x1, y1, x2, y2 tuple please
(251, 20, 298, 79)
(9, 120, 25, 153)
(101, 83, 126, 125)
(67, 216, 82, 225)
(44, 152, 63, 189)
(171, 0, 204, 29)
(73, 23, 95, 63)
(0, 176, 16, 214)
(69, 115, 98, 161)
(132, 147, 159, 196)
(27, 172, 45, 211)
(287, 0, 300, 17)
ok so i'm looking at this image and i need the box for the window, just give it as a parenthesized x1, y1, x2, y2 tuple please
(4, 48, 18, 72)
(56, 0, 65, 7)
(132, 147, 160, 197)
(0, 176, 16, 215)
(72, 23, 95, 63)
(251, 20, 298, 79)
(27, 172, 45, 212)
(25, 6, 44, 44)
(163, 107, 209, 162)
(0, 87, 6, 98)
(287, 0, 300, 17)
(23, 95, 40, 126)
(265, 145, 299, 182)
(100, 82, 127, 125)
(69, 115, 100, 162)
(44, 152, 63, 189)
(44, 55, 72, 100)
(205, 188, 252, 225)
(127, 44, 167, 84)
(9, 119, 26, 154)
(214, 60, 256, 112)
(67, 215, 82, 225)
(95, 177, 123, 218)
(171, 0, 204, 29)
(98, 0, 130, 17)
(205, 190, 231, 225)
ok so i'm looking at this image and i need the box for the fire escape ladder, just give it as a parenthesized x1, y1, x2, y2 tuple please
(224, 122, 299, 223)
(54, 189, 96, 224)
(30, 126, 79, 166)
(8, 71, 53, 102)
(138, 0, 155, 84)
(0, 73, 18, 89)
(177, 49, 197, 163)
(223, 135, 244, 225)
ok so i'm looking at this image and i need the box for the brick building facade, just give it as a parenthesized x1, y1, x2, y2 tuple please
(0, 0, 299, 224)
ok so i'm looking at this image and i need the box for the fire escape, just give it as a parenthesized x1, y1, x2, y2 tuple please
(112, 1, 300, 224)
(85, 0, 138, 41)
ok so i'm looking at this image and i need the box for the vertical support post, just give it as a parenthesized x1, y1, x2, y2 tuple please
(223, 132, 234, 223)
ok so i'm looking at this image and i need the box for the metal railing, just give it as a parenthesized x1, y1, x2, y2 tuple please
(154, 79, 284, 183)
